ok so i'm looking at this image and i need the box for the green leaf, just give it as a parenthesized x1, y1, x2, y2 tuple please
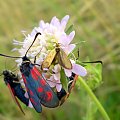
(86, 63, 102, 90)
(60, 68, 68, 91)
(77, 61, 103, 90)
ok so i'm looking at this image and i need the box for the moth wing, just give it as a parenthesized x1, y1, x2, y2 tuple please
(58, 49, 72, 69)
(7, 83, 25, 115)
(22, 74, 42, 113)
(42, 49, 56, 69)
(58, 75, 78, 105)
(30, 66, 59, 108)
(68, 75, 78, 93)
(57, 88, 68, 106)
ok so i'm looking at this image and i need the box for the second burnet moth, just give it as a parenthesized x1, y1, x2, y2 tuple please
(0, 33, 59, 113)
(1, 70, 29, 115)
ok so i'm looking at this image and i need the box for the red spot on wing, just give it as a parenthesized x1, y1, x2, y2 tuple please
(40, 79, 46, 86)
(26, 87, 29, 92)
(11, 88, 15, 95)
(46, 91, 53, 101)
(30, 90, 34, 96)
(22, 74, 27, 84)
(7, 83, 25, 115)
(37, 87, 43, 92)
(31, 69, 38, 80)
(33, 66, 41, 76)
(30, 98, 37, 105)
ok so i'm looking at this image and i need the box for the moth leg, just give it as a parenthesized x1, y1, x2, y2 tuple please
(34, 47, 43, 64)
(34, 56, 37, 64)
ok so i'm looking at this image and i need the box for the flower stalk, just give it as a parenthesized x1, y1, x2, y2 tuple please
(77, 76, 110, 120)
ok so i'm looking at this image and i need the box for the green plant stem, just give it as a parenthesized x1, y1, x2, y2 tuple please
(78, 76, 110, 120)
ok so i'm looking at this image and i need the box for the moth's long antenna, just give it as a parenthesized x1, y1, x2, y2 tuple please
(82, 61, 103, 64)
(0, 54, 22, 59)
(0, 32, 41, 59)
(25, 32, 41, 56)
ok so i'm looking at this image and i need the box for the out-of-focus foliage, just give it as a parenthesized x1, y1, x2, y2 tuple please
(0, 0, 119, 120)
(84, 62, 103, 90)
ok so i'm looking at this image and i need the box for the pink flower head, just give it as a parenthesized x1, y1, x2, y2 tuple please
(47, 64, 62, 92)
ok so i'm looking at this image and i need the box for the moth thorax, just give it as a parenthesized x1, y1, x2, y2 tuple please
(3, 70, 10, 76)
(55, 47, 60, 52)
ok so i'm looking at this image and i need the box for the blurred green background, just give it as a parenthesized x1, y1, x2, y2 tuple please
(0, 0, 119, 120)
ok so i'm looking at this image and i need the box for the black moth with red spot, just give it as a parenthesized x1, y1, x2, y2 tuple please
(0, 33, 59, 113)
(19, 33, 60, 112)
(2, 70, 29, 114)
(20, 55, 59, 112)
(0, 32, 81, 113)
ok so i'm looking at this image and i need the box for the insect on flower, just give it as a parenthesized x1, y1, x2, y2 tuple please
(13, 15, 87, 92)
(41, 43, 72, 70)
(0, 70, 30, 115)
(0, 33, 60, 113)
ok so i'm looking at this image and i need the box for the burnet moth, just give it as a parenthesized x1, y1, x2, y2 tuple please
(1, 70, 29, 115)
(0, 33, 59, 113)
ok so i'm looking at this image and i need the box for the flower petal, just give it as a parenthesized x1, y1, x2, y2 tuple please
(24, 92, 29, 98)
(53, 64, 61, 73)
(59, 31, 75, 50)
(50, 16, 60, 28)
(47, 80, 56, 87)
(72, 63, 87, 76)
(28, 100, 33, 108)
(64, 68, 72, 77)
(56, 84, 62, 92)
(61, 15, 69, 31)
(67, 31, 75, 44)
(53, 73, 60, 81)
(47, 76, 56, 87)
(58, 34, 67, 46)
(62, 44, 76, 55)
(39, 20, 46, 29)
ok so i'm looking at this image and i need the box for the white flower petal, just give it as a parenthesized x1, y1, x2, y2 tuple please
(59, 34, 68, 46)
(24, 92, 29, 98)
(63, 44, 76, 55)
(28, 100, 33, 108)
(47, 80, 56, 87)
(30, 28, 37, 36)
(51, 16, 60, 28)
(61, 15, 69, 30)
(67, 31, 75, 44)
(72, 63, 87, 76)
(12, 48, 18, 51)
(53, 64, 61, 73)
(47, 76, 56, 87)
(64, 68, 72, 77)
(56, 84, 62, 92)
(53, 73, 60, 81)
(39, 20, 46, 29)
